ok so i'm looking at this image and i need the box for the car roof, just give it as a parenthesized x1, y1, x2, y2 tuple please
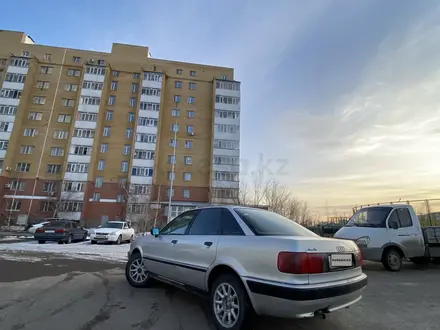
(191, 205, 261, 211)
(361, 204, 410, 209)
(106, 221, 126, 223)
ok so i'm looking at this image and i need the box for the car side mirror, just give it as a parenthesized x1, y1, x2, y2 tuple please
(151, 227, 160, 237)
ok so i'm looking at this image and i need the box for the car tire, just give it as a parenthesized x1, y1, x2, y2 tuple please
(66, 235, 72, 244)
(38, 240, 45, 244)
(91, 240, 97, 245)
(82, 233, 87, 241)
(116, 235, 122, 245)
(382, 248, 402, 271)
(125, 253, 153, 288)
(210, 273, 254, 330)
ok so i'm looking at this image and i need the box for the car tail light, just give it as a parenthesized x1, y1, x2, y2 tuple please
(55, 229, 65, 233)
(354, 251, 363, 267)
(277, 252, 324, 274)
(36, 228, 44, 233)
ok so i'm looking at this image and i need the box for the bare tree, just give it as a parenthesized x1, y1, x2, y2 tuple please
(122, 183, 155, 233)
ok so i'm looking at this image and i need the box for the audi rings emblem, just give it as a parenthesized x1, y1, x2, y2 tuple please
(336, 245, 346, 253)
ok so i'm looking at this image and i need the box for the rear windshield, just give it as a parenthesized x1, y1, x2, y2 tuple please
(234, 208, 318, 237)
(345, 207, 392, 228)
(44, 220, 66, 227)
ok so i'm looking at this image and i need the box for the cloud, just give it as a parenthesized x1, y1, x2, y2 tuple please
(271, 3, 440, 210)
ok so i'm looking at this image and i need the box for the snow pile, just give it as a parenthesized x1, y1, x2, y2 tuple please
(0, 241, 129, 263)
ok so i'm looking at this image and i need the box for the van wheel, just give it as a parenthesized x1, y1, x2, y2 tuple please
(382, 248, 402, 271)
(210, 274, 254, 330)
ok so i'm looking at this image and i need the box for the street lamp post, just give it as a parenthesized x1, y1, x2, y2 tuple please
(7, 170, 21, 232)
(167, 121, 178, 223)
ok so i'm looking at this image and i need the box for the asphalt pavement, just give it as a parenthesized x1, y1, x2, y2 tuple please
(0, 252, 438, 330)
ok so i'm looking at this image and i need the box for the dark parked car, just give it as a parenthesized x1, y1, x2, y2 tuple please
(34, 220, 88, 244)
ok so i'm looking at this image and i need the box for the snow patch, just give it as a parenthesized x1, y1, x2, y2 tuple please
(0, 254, 44, 263)
(0, 241, 129, 263)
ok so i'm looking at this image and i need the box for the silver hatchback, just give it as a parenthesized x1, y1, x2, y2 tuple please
(126, 206, 367, 330)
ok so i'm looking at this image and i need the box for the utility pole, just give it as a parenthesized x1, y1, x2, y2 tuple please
(167, 121, 178, 223)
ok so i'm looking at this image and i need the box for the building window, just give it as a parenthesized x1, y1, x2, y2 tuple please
(92, 193, 100, 201)
(24, 128, 39, 137)
(175, 81, 182, 88)
(50, 147, 64, 156)
(184, 172, 192, 181)
(77, 112, 97, 122)
(168, 155, 176, 164)
(132, 83, 138, 93)
(60, 201, 83, 212)
(113, 70, 119, 77)
(138, 117, 158, 127)
(106, 111, 113, 120)
(103, 127, 111, 137)
(71, 145, 92, 155)
(0, 89, 22, 99)
(169, 139, 178, 148)
(83, 81, 103, 90)
(0, 140, 8, 150)
(136, 133, 156, 143)
(176, 69, 183, 75)
(85, 66, 105, 75)
(40, 66, 53, 75)
(81, 96, 100, 105)
(189, 82, 196, 90)
(28, 112, 42, 120)
(117, 194, 125, 203)
(53, 130, 68, 139)
(108, 95, 116, 105)
(32, 96, 46, 105)
(7, 201, 21, 211)
(36, 81, 50, 89)
(187, 125, 194, 134)
(16, 163, 31, 172)
(47, 164, 62, 174)
(121, 161, 129, 172)
(174, 95, 181, 103)
(123, 145, 131, 155)
(184, 156, 192, 165)
(73, 56, 81, 63)
(22, 51, 30, 57)
(171, 124, 180, 132)
(168, 172, 175, 181)
(5, 73, 26, 83)
(214, 139, 239, 150)
(134, 150, 155, 160)
(73, 128, 95, 138)
(187, 111, 195, 119)
(61, 99, 75, 107)
(11, 180, 25, 191)
(64, 83, 78, 92)
(20, 145, 34, 154)
(187, 96, 195, 104)
(57, 114, 71, 123)
(95, 177, 103, 188)
(183, 189, 190, 199)
(100, 144, 108, 153)
(111, 81, 118, 91)
(0, 122, 12, 132)
(141, 87, 161, 97)
(131, 167, 154, 177)
(190, 70, 196, 77)
(63, 181, 85, 192)
(10, 58, 29, 68)
(140, 102, 160, 111)
(128, 112, 135, 123)
(67, 69, 81, 77)
(98, 160, 106, 171)
(126, 128, 133, 138)
(171, 109, 180, 117)
(97, 59, 105, 66)
(44, 53, 52, 61)
(133, 73, 140, 79)
(129, 98, 137, 107)
(42, 181, 57, 192)
(0, 105, 17, 115)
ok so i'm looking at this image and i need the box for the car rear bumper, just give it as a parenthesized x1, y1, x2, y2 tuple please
(34, 234, 68, 241)
(244, 273, 367, 318)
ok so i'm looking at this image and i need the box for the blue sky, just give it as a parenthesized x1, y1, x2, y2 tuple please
(3, 0, 440, 212)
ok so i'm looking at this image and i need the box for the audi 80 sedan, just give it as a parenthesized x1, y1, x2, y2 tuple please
(125, 206, 367, 330)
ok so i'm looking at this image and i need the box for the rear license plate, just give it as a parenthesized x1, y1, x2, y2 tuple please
(330, 254, 352, 267)
(45, 230, 55, 233)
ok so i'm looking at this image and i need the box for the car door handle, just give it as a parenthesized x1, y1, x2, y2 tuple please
(171, 240, 178, 244)
(204, 241, 213, 247)
(398, 234, 410, 236)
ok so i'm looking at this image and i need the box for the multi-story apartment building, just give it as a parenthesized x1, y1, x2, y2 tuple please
(0, 30, 240, 228)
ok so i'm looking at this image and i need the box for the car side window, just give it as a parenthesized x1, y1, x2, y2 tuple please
(188, 209, 222, 235)
(221, 209, 245, 235)
(123, 223, 128, 229)
(387, 210, 400, 229)
(397, 208, 413, 228)
(160, 211, 198, 235)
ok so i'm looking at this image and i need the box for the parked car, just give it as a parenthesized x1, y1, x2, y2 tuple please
(334, 204, 440, 271)
(125, 206, 367, 330)
(34, 220, 88, 244)
(28, 221, 50, 234)
(89, 221, 135, 244)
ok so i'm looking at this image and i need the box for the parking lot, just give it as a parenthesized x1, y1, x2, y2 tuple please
(0, 248, 438, 330)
